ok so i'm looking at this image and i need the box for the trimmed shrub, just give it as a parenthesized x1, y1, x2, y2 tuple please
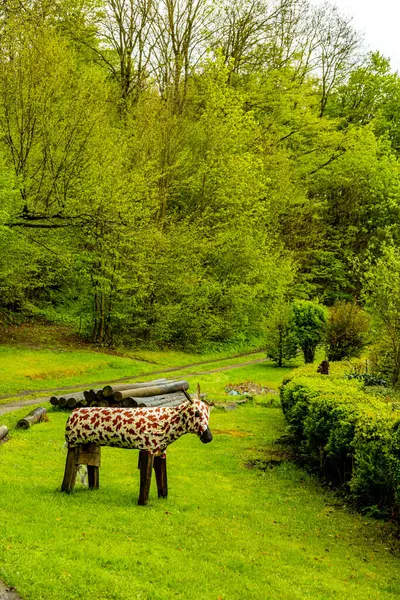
(351, 412, 399, 515)
(281, 364, 400, 518)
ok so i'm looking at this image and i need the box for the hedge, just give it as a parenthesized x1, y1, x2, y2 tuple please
(280, 364, 400, 518)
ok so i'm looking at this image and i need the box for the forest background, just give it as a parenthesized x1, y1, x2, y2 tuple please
(1, 0, 399, 352)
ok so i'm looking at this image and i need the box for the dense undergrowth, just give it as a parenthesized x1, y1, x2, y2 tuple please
(281, 362, 400, 519)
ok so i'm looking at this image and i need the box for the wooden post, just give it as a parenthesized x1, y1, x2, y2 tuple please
(138, 450, 154, 505)
(84, 390, 97, 403)
(76, 443, 101, 467)
(317, 360, 330, 375)
(153, 455, 168, 498)
(87, 465, 100, 489)
(62, 444, 100, 493)
(120, 397, 138, 408)
(61, 446, 79, 493)
(96, 399, 109, 407)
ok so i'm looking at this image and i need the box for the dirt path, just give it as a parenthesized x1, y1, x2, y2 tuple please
(0, 357, 268, 416)
(0, 581, 20, 599)
(0, 398, 47, 416)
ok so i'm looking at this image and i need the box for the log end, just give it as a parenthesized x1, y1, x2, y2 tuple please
(102, 385, 113, 397)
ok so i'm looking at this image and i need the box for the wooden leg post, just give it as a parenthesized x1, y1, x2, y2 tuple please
(62, 443, 101, 493)
(138, 450, 154, 505)
(61, 445, 79, 493)
(87, 465, 100, 489)
(153, 454, 168, 498)
(78, 444, 101, 490)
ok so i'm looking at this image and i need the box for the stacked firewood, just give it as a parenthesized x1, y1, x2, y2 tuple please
(50, 379, 190, 410)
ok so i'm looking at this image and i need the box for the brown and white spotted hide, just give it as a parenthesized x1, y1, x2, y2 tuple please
(65, 399, 211, 456)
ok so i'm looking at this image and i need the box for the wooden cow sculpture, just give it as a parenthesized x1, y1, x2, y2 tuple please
(61, 391, 212, 504)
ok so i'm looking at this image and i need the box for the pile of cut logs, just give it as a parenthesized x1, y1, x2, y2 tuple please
(50, 379, 190, 410)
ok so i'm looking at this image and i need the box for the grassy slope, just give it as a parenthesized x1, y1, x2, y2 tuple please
(0, 346, 266, 398)
(0, 361, 399, 600)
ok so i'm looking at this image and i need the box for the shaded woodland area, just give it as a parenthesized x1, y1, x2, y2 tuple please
(1, 0, 400, 348)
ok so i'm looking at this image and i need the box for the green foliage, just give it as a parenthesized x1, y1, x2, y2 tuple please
(363, 246, 400, 385)
(281, 364, 400, 517)
(291, 301, 327, 364)
(344, 372, 388, 387)
(265, 300, 298, 367)
(0, 0, 400, 351)
(330, 52, 400, 152)
(326, 301, 370, 361)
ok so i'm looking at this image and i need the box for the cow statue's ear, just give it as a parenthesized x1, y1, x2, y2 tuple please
(195, 410, 201, 418)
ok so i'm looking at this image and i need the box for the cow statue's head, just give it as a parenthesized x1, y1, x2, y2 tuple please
(182, 384, 213, 444)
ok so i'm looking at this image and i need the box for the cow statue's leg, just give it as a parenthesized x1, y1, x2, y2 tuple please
(138, 450, 154, 505)
(78, 443, 101, 490)
(153, 453, 168, 498)
(61, 445, 79, 493)
(87, 465, 100, 489)
(62, 443, 101, 493)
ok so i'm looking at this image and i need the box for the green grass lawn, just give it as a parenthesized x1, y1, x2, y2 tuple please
(0, 345, 267, 399)
(0, 361, 400, 599)
(180, 361, 293, 404)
